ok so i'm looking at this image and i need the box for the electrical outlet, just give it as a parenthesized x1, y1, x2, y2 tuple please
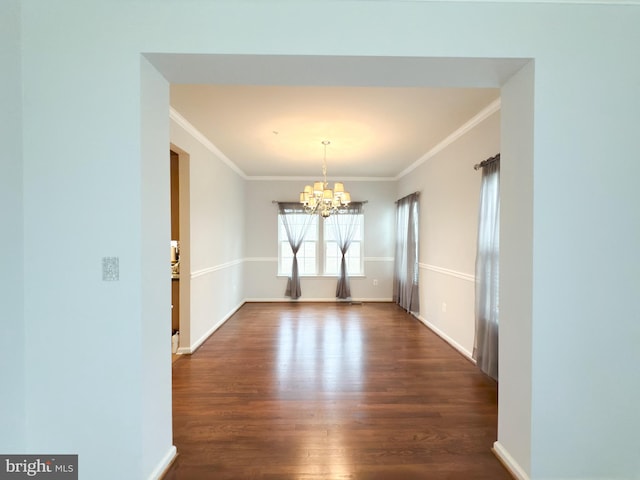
(373, 279, 379, 286)
(442, 302, 447, 313)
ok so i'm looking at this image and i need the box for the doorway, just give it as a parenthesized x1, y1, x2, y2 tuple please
(141, 53, 535, 478)
(169, 146, 191, 360)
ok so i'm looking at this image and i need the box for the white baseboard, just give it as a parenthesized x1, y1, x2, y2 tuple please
(351, 298, 393, 303)
(181, 301, 245, 354)
(415, 314, 476, 364)
(189, 318, 228, 353)
(493, 441, 529, 480)
(243, 297, 393, 303)
(147, 445, 177, 480)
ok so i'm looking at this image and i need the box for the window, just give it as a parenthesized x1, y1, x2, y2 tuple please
(324, 215, 363, 275)
(278, 213, 318, 276)
(278, 210, 364, 277)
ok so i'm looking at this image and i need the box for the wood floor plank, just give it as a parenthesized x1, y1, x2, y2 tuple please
(163, 302, 511, 479)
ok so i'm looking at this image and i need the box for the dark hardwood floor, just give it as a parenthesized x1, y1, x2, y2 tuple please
(164, 302, 511, 479)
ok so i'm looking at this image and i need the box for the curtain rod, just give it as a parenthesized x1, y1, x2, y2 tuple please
(395, 191, 420, 203)
(474, 153, 500, 171)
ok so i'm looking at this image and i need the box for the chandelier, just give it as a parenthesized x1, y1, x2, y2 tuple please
(300, 141, 351, 218)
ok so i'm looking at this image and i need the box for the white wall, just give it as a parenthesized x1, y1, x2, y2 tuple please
(0, 0, 25, 452)
(526, 8, 639, 478)
(170, 116, 245, 353)
(499, 61, 534, 477)
(140, 58, 175, 478)
(21, 2, 149, 477)
(15, 1, 640, 479)
(243, 180, 395, 301)
(397, 109, 501, 359)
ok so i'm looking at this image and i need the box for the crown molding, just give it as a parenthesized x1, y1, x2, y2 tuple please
(246, 175, 396, 182)
(396, 98, 501, 180)
(384, 0, 639, 4)
(169, 107, 248, 179)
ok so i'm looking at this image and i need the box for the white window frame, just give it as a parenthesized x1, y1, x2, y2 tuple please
(277, 212, 364, 277)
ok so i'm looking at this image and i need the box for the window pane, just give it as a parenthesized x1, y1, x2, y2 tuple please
(278, 214, 318, 275)
(280, 242, 292, 275)
(299, 241, 317, 275)
(324, 215, 363, 276)
(324, 221, 336, 242)
(279, 214, 318, 241)
(325, 241, 339, 275)
(346, 241, 362, 275)
(303, 256, 316, 274)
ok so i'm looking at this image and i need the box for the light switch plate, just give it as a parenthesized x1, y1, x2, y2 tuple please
(102, 256, 119, 281)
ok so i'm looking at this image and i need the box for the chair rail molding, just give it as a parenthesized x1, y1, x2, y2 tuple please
(419, 263, 475, 283)
(191, 259, 244, 279)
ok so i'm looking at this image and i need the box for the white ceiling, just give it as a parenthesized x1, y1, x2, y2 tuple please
(170, 84, 499, 179)
(154, 54, 529, 180)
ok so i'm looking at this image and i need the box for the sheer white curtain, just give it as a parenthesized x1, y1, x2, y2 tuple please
(393, 193, 420, 313)
(327, 203, 363, 299)
(278, 203, 315, 299)
(473, 157, 500, 380)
